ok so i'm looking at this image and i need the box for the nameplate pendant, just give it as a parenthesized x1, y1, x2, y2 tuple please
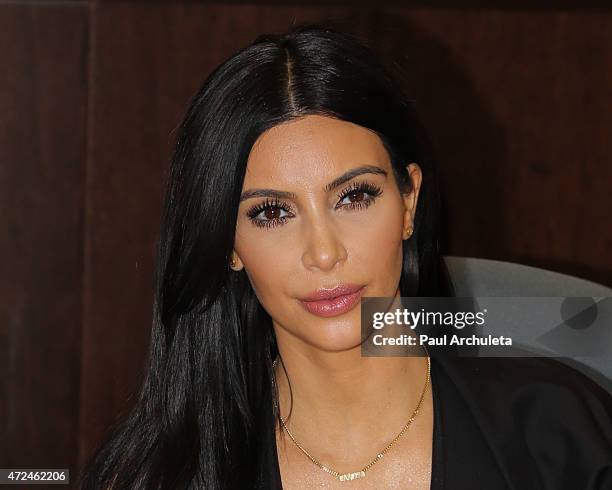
(338, 471, 366, 481)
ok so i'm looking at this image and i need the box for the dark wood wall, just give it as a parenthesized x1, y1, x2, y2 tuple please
(1, 1, 610, 484)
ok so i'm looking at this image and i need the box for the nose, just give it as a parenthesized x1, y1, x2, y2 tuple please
(301, 216, 348, 272)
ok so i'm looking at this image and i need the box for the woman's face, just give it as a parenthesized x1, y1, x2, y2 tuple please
(232, 114, 421, 352)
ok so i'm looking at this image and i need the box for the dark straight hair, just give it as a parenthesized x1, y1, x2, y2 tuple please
(78, 22, 454, 490)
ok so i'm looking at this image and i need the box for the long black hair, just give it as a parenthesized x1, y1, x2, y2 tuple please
(78, 21, 453, 490)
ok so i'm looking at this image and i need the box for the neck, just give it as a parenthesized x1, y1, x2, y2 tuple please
(272, 340, 429, 464)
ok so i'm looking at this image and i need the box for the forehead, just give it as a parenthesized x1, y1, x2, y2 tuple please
(244, 115, 391, 187)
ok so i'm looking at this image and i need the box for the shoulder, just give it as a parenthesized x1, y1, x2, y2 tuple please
(434, 350, 612, 487)
(435, 350, 612, 420)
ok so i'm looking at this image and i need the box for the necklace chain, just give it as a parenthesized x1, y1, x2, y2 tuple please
(272, 349, 431, 482)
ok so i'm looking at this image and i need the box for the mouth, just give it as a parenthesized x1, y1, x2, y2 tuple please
(298, 284, 366, 318)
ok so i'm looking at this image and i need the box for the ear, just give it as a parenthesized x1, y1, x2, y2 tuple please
(229, 250, 245, 271)
(401, 162, 422, 240)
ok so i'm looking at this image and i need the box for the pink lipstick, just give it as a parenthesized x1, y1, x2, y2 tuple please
(298, 284, 365, 318)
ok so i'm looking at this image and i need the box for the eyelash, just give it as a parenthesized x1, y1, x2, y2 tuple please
(245, 181, 383, 229)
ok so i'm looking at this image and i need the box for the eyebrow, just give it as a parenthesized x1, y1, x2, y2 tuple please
(239, 165, 388, 202)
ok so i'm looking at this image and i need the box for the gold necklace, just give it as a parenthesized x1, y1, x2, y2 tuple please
(272, 349, 431, 482)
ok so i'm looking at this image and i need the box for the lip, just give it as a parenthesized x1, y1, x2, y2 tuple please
(298, 284, 366, 318)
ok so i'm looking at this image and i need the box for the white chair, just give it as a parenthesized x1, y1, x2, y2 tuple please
(443, 255, 612, 393)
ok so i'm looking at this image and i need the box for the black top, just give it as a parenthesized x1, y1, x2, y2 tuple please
(259, 351, 612, 489)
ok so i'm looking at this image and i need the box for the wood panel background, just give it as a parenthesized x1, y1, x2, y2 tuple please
(1, 1, 610, 485)
(0, 2, 88, 476)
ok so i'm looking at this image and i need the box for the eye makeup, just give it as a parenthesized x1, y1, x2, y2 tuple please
(335, 181, 382, 211)
(245, 180, 383, 229)
(246, 197, 295, 229)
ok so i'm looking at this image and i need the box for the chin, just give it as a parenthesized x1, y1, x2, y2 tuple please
(301, 317, 365, 353)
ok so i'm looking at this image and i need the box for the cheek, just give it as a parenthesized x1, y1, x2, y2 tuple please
(347, 200, 404, 292)
(234, 223, 298, 304)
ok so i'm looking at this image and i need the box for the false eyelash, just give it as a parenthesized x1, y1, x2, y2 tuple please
(336, 181, 383, 208)
(246, 197, 294, 229)
(246, 181, 383, 230)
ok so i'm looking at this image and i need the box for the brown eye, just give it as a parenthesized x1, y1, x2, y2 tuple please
(347, 190, 365, 203)
(264, 207, 282, 220)
(336, 181, 382, 210)
(246, 198, 294, 229)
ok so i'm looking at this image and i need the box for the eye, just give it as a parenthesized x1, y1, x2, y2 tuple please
(336, 181, 383, 211)
(246, 198, 295, 229)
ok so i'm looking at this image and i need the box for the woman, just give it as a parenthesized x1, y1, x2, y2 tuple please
(79, 23, 612, 489)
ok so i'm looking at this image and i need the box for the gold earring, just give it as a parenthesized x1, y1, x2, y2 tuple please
(405, 226, 414, 240)
(229, 256, 236, 269)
